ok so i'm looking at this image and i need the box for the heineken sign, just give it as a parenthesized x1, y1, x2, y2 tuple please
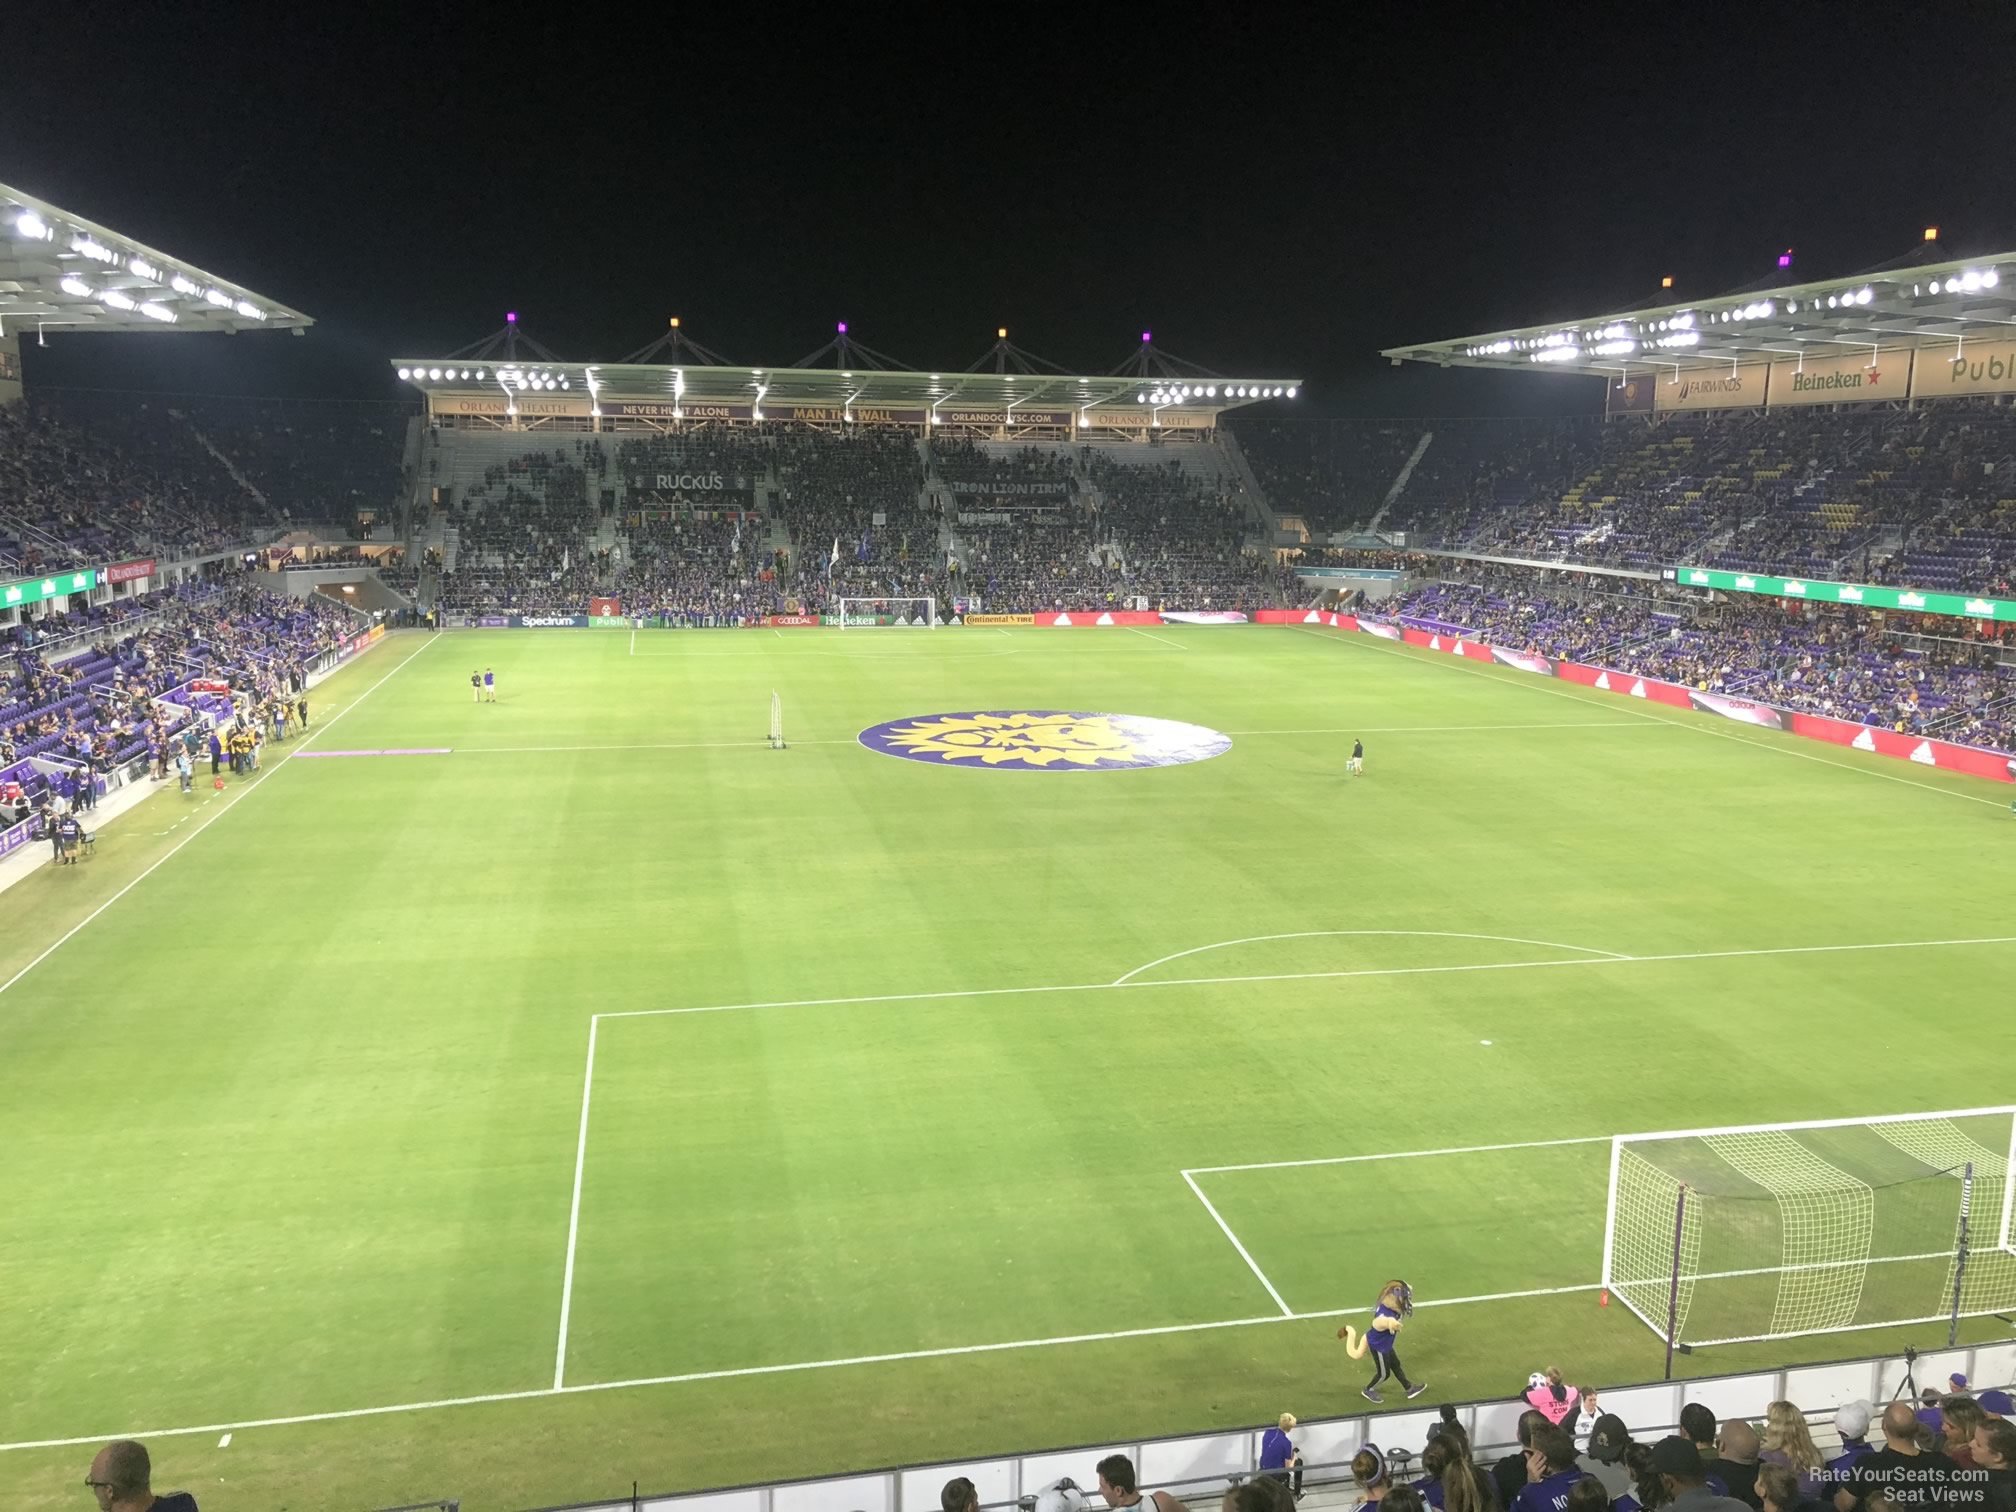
(1669, 566, 2016, 623)
(1, 568, 98, 610)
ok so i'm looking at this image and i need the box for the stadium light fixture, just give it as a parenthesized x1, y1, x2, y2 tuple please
(1592, 339, 1635, 356)
(1778, 250, 1794, 269)
(138, 302, 175, 323)
(477, 368, 488, 381)
(837, 321, 848, 333)
(15, 210, 50, 240)
(397, 367, 411, 381)
(169, 274, 199, 296)
(430, 368, 443, 381)
(1660, 275, 1674, 289)
(101, 290, 136, 311)
(1925, 226, 1940, 241)
(1986, 270, 2003, 288)
(59, 275, 90, 297)
(127, 257, 161, 281)
(1287, 386, 1298, 398)
(506, 311, 518, 323)
(72, 235, 114, 263)
(1141, 331, 1152, 343)
(234, 300, 265, 319)
(997, 327, 1007, 339)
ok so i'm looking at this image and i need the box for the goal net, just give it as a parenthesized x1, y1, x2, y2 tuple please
(1602, 1106, 2016, 1349)
(836, 597, 936, 628)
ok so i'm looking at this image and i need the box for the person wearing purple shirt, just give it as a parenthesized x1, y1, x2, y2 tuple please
(1260, 1413, 1302, 1500)
(1513, 1428, 1587, 1512)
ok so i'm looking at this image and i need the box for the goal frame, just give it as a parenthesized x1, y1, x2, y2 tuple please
(1600, 1104, 2016, 1358)
(835, 597, 937, 628)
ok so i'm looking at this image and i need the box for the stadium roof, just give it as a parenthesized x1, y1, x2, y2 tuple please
(0, 181, 312, 336)
(390, 360, 1300, 417)
(1381, 247, 2016, 377)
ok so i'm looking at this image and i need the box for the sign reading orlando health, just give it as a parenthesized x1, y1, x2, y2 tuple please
(858, 710, 1232, 771)
(1765, 349, 1909, 407)
(1653, 364, 1767, 412)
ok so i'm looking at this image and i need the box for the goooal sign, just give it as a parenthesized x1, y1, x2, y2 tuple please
(1, 568, 98, 609)
(1669, 566, 2016, 623)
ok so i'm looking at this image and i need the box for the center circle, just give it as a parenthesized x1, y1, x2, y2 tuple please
(858, 710, 1233, 772)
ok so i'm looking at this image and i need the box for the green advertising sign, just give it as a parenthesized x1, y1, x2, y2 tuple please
(0, 568, 98, 610)
(1669, 566, 2016, 623)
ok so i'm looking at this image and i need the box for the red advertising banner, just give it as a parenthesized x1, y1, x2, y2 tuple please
(589, 597, 623, 619)
(765, 614, 820, 627)
(107, 558, 156, 584)
(1029, 610, 1173, 627)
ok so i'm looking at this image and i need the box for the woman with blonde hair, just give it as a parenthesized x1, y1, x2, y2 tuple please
(1759, 1401, 1822, 1495)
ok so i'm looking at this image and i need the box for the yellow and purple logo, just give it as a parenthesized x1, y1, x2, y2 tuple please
(858, 710, 1232, 771)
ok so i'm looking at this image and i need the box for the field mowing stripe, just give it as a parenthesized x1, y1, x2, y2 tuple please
(0, 633, 438, 1004)
(1185, 1133, 1615, 1176)
(1289, 625, 2011, 809)
(0, 1282, 1607, 1454)
(1180, 1170, 1293, 1314)
(594, 933, 2016, 1022)
(1114, 929, 1631, 985)
(552, 1016, 599, 1389)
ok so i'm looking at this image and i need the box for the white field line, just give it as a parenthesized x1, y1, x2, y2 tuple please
(0, 1280, 1603, 1455)
(552, 1015, 600, 1389)
(593, 933, 2016, 1023)
(1180, 1171, 1293, 1315)
(0, 634, 439, 1002)
(1184, 1132, 1617, 1177)
(442, 724, 1664, 758)
(1113, 929, 1632, 986)
(1126, 626, 1188, 649)
(1289, 625, 2012, 809)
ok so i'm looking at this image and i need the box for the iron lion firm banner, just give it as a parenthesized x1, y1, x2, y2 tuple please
(1765, 348, 1911, 407)
(1910, 336, 2016, 400)
(1652, 364, 1767, 412)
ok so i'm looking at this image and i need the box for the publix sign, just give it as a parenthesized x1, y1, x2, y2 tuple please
(1, 568, 98, 610)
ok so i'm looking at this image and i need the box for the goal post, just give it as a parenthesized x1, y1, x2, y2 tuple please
(835, 597, 936, 628)
(1601, 1106, 2016, 1353)
(768, 690, 785, 750)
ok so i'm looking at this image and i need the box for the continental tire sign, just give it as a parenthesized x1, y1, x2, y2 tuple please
(962, 614, 1035, 626)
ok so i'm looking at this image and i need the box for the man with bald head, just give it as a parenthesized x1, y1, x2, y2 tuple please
(1710, 1419, 1762, 1509)
(1835, 1401, 1960, 1512)
(84, 1440, 198, 1512)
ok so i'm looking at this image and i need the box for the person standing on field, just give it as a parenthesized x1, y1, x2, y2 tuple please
(484, 667, 497, 702)
(471, 669, 482, 703)
(1348, 738, 1364, 777)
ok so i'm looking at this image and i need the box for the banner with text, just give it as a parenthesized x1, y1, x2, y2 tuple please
(106, 559, 157, 585)
(1, 568, 98, 610)
(1909, 337, 2016, 401)
(1766, 348, 1911, 407)
(1669, 565, 2016, 623)
(1652, 365, 1768, 412)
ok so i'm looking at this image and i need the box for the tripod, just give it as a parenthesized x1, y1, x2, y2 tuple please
(1891, 1345, 1921, 1406)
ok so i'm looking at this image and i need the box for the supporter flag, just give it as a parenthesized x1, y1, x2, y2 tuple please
(828, 536, 840, 574)
(857, 529, 871, 563)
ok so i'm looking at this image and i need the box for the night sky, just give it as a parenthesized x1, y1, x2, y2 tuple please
(5, 5, 2014, 417)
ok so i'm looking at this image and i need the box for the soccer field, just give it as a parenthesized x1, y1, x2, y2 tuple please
(4, 622, 2015, 1512)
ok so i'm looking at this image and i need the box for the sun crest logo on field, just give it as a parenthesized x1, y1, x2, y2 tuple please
(858, 710, 1232, 771)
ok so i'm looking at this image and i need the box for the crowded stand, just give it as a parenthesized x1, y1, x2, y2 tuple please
(0, 575, 358, 842)
(1231, 416, 1427, 532)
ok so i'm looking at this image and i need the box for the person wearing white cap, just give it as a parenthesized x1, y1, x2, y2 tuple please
(1826, 1401, 1875, 1486)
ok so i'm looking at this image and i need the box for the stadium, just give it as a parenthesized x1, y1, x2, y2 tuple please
(5, 37, 2016, 1512)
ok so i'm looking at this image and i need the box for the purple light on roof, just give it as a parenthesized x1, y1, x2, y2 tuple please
(1141, 330, 1153, 343)
(1777, 253, 1793, 268)
(837, 321, 848, 333)
(506, 311, 518, 323)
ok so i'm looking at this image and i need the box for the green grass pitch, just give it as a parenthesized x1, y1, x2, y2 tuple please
(3, 623, 2015, 1511)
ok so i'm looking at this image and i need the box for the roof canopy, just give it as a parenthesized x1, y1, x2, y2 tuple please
(1381, 249, 2015, 377)
(0, 181, 311, 336)
(391, 359, 1300, 420)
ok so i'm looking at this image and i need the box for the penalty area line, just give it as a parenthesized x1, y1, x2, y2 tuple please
(0, 1281, 1603, 1454)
